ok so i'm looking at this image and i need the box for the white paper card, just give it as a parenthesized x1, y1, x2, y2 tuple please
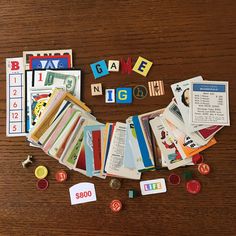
(69, 182, 97, 205)
(140, 178, 167, 195)
(190, 81, 230, 126)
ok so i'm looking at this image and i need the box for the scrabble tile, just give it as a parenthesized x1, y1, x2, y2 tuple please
(116, 88, 132, 104)
(132, 56, 153, 77)
(90, 60, 109, 79)
(105, 89, 115, 103)
(91, 83, 103, 96)
(108, 60, 119, 72)
(120, 57, 132, 74)
(148, 80, 165, 96)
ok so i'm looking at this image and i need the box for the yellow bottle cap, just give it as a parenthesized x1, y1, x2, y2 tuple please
(35, 165, 48, 179)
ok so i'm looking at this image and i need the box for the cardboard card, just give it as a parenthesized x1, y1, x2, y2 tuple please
(132, 116, 155, 170)
(29, 89, 51, 131)
(163, 100, 211, 146)
(161, 116, 217, 159)
(38, 101, 71, 146)
(138, 109, 165, 169)
(125, 117, 144, 171)
(42, 107, 76, 154)
(28, 90, 91, 143)
(84, 124, 105, 178)
(59, 118, 85, 169)
(150, 116, 192, 170)
(73, 142, 87, 176)
(69, 182, 96, 205)
(48, 111, 81, 159)
(189, 81, 230, 126)
(171, 76, 209, 132)
(25, 70, 33, 133)
(105, 122, 141, 180)
(101, 123, 115, 175)
(23, 49, 73, 70)
(6, 57, 26, 136)
(33, 70, 81, 99)
(29, 55, 71, 70)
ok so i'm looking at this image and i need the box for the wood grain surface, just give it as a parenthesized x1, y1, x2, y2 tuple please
(0, 1, 236, 235)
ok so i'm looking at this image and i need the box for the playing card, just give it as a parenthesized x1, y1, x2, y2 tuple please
(189, 81, 230, 126)
(171, 76, 209, 132)
(150, 116, 192, 170)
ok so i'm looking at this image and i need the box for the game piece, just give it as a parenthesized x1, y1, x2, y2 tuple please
(69, 182, 97, 205)
(37, 179, 49, 190)
(190, 81, 230, 126)
(140, 178, 167, 195)
(183, 171, 193, 181)
(148, 80, 165, 96)
(186, 180, 201, 194)
(116, 88, 132, 104)
(6, 57, 26, 137)
(55, 170, 67, 182)
(120, 57, 132, 74)
(21, 155, 33, 168)
(35, 165, 48, 179)
(90, 60, 109, 79)
(91, 83, 103, 96)
(132, 56, 153, 77)
(105, 89, 115, 103)
(108, 60, 119, 72)
(168, 174, 181, 185)
(133, 85, 148, 99)
(192, 154, 204, 165)
(198, 163, 210, 175)
(109, 178, 121, 190)
(110, 199, 122, 212)
(128, 189, 138, 198)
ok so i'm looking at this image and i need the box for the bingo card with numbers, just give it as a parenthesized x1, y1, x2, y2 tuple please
(6, 58, 26, 136)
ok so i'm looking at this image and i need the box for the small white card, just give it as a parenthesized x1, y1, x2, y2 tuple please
(69, 182, 97, 205)
(140, 178, 167, 195)
(190, 81, 230, 126)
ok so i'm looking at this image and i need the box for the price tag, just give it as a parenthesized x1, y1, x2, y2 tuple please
(69, 182, 97, 205)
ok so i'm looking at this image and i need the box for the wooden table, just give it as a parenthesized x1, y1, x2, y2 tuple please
(0, 1, 236, 235)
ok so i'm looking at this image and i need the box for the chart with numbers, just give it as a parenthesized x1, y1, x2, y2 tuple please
(6, 57, 26, 136)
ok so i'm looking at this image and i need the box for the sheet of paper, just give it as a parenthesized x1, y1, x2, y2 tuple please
(190, 81, 230, 126)
(69, 182, 97, 205)
(6, 57, 26, 136)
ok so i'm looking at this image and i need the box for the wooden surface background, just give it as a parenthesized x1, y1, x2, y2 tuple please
(0, 1, 236, 235)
